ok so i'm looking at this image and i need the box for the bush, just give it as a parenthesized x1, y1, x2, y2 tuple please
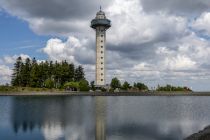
(101, 87, 107, 92)
(109, 88, 114, 92)
(79, 80, 90, 91)
(64, 82, 79, 91)
(44, 79, 54, 89)
(134, 82, 149, 91)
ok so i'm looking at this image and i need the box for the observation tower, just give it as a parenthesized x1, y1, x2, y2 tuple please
(91, 7, 111, 87)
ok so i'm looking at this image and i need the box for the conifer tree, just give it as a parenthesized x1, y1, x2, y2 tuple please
(110, 77, 121, 90)
(29, 58, 40, 87)
(11, 57, 87, 89)
(122, 81, 131, 90)
(54, 61, 61, 88)
(74, 65, 85, 82)
(20, 58, 31, 87)
(68, 63, 75, 82)
(11, 57, 23, 86)
(60, 60, 69, 85)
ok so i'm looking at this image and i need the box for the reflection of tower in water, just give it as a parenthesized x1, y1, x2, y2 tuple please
(95, 97, 106, 140)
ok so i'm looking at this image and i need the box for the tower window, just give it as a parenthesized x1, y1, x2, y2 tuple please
(101, 35, 103, 37)
(101, 73, 103, 76)
(101, 68, 103, 70)
(101, 57, 103, 59)
(101, 46, 103, 48)
(101, 40, 103, 43)
(101, 79, 103, 81)
(101, 51, 103, 54)
(101, 62, 103, 64)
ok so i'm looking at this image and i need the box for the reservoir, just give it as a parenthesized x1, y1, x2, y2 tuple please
(0, 95, 210, 140)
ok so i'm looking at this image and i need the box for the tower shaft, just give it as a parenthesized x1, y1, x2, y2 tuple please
(96, 26, 106, 86)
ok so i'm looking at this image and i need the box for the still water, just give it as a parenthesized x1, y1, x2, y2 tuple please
(0, 95, 210, 140)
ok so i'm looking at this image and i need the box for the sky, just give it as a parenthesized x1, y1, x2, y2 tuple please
(0, 0, 210, 91)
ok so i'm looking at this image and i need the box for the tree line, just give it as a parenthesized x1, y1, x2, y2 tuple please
(11, 57, 86, 89)
(108, 77, 191, 92)
(108, 77, 149, 91)
(11, 57, 191, 92)
(156, 84, 192, 92)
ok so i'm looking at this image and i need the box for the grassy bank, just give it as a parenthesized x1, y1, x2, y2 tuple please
(1, 86, 209, 96)
(0, 86, 64, 93)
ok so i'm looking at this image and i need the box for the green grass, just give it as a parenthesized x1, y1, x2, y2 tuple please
(0, 86, 64, 93)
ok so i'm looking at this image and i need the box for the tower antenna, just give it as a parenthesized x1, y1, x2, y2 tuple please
(100, 6, 102, 11)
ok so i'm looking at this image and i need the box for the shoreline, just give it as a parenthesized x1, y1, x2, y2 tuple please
(0, 91, 210, 96)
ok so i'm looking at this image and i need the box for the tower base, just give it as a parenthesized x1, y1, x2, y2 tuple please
(95, 85, 110, 92)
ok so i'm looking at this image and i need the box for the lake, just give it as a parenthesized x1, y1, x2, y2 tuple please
(0, 95, 210, 140)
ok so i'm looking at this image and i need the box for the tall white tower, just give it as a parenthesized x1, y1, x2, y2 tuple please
(91, 7, 111, 87)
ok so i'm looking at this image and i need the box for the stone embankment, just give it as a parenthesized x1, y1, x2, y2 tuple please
(185, 126, 210, 140)
(0, 91, 210, 96)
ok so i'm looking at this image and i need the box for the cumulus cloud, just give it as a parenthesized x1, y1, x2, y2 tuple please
(0, 54, 30, 65)
(43, 36, 94, 64)
(0, 65, 12, 84)
(162, 55, 196, 71)
(1, 56, 16, 64)
(42, 36, 96, 81)
(106, 0, 188, 46)
(0, 54, 31, 85)
(192, 12, 210, 35)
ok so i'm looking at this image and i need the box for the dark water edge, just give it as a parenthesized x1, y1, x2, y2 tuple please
(1, 96, 210, 140)
(0, 91, 210, 96)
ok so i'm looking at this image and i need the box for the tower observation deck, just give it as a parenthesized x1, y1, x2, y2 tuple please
(91, 7, 111, 87)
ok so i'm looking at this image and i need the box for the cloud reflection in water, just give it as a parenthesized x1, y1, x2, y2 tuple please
(8, 96, 210, 140)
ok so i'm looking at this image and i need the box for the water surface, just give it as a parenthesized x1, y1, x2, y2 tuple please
(0, 95, 210, 140)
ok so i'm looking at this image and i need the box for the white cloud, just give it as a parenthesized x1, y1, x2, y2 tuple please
(155, 33, 210, 71)
(1, 56, 16, 64)
(0, 54, 31, 85)
(133, 63, 153, 71)
(42, 36, 97, 82)
(0, 54, 30, 65)
(106, 0, 187, 45)
(163, 55, 196, 70)
(155, 46, 197, 71)
(192, 12, 210, 35)
(0, 65, 12, 84)
(178, 33, 210, 62)
(0, 65, 12, 76)
(43, 38, 77, 63)
(43, 36, 94, 65)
